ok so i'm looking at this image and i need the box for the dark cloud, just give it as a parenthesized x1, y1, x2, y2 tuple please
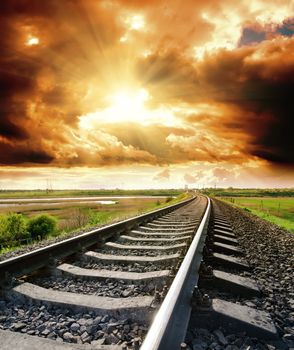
(239, 18, 294, 48)
(0, 0, 124, 165)
(239, 27, 267, 46)
(0, 143, 53, 165)
(0, 1, 56, 17)
(0, 1, 57, 160)
(277, 18, 294, 37)
(136, 37, 294, 166)
(0, 68, 36, 141)
(0, 117, 28, 140)
(200, 39, 294, 165)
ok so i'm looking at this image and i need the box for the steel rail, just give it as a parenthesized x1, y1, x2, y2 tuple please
(141, 196, 211, 350)
(0, 195, 196, 285)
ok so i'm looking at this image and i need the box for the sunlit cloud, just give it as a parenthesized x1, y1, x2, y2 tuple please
(153, 168, 170, 181)
(0, 0, 293, 189)
(194, 11, 242, 59)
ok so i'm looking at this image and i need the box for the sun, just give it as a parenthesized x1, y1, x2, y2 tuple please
(78, 87, 180, 129)
(109, 88, 149, 119)
(78, 88, 152, 128)
(102, 88, 150, 123)
(26, 36, 39, 46)
(129, 15, 145, 30)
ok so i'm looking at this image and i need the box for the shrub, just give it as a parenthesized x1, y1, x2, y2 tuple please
(5, 213, 28, 241)
(165, 196, 173, 203)
(28, 214, 57, 239)
(0, 215, 8, 244)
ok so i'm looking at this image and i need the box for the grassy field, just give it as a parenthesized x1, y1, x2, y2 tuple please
(0, 189, 182, 199)
(220, 196, 294, 233)
(203, 188, 294, 197)
(0, 191, 189, 253)
(0, 194, 188, 229)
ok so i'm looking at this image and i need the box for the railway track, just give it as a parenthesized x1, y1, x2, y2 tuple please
(0, 195, 291, 349)
(183, 200, 277, 349)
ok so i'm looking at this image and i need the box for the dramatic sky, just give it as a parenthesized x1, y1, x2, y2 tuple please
(0, 0, 293, 189)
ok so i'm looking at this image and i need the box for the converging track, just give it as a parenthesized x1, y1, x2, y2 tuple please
(0, 196, 207, 349)
(0, 195, 290, 350)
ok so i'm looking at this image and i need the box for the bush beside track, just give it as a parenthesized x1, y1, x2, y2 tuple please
(0, 214, 57, 250)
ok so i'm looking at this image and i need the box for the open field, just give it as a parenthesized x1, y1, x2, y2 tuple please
(220, 196, 294, 233)
(0, 192, 189, 253)
(0, 195, 183, 231)
(203, 188, 294, 197)
(0, 189, 182, 199)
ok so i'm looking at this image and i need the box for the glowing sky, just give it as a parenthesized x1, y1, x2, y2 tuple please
(0, 0, 293, 189)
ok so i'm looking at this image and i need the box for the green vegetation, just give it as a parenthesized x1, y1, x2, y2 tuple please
(0, 213, 56, 248)
(0, 213, 28, 244)
(0, 189, 182, 199)
(80, 192, 190, 229)
(203, 188, 294, 197)
(88, 211, 117, 226)
(220, 197, 294, 233)
(0, 191, 190, 254)
(27, 214, 57, 240)
(5, 213, 28, 241)
(204, 187, 294, 233)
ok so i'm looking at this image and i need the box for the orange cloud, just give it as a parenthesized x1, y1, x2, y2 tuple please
(184, 173, 197, 184)
(0, 0, 293, 188)
(153, 168, 170, 181)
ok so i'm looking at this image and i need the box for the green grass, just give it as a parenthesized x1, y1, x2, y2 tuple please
(202, 188, 294, 197)
(220, 197, 294, 233)
(0, 192, 190, 255)
(85, 193, 191, 227)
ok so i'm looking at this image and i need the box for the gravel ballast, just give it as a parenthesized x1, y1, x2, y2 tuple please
(217, 200, 294, 347)
(31, 276, 161, 298)
(0, 301, 148, 346)
(97, 247, 182, 257)
(75, 260, 168, 272)
(117, 238, 189, 246)
(187, 199, 294, 350)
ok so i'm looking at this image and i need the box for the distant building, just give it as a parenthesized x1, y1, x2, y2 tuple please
(185, 184, 188, 190)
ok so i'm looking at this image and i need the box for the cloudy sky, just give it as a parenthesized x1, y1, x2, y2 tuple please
(0, 0, 293, 189)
